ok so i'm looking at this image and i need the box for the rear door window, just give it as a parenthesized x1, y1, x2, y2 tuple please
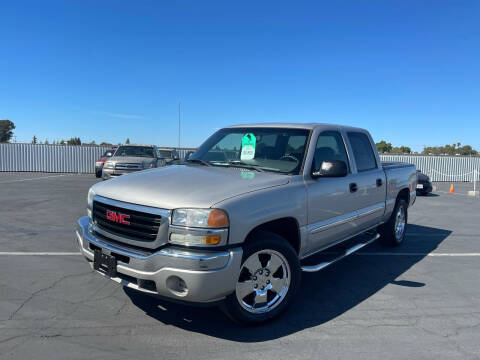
(347, 132, 377, 172)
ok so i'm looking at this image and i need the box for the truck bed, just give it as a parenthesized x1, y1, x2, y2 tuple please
(382, 161, 417, 221)
(382, 161, 415, 169)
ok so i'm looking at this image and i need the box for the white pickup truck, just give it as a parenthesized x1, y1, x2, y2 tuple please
(76, 123, 416, 324)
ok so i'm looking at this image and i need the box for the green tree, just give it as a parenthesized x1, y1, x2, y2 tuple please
(67, 137, 81, 145)
(376, 140, 392, 153)
(125, 138, 130, 144)
(0, 119, 15, 142)
(32, 135, 37, 144)
(45, 139, 49, 145)
(458, 145, 478, 155)
(391, 146, 411, 154)
(422, 143, 478, 156)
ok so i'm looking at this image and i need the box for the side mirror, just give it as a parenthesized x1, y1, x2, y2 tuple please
(312, 160, 348, 178)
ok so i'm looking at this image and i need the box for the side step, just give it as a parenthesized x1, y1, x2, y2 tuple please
(301, 233, 380, 272)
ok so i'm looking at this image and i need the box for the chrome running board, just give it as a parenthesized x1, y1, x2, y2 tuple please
(301, 233, 380, 272)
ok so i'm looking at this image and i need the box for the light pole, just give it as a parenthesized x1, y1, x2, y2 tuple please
(178, 102, 181, 148)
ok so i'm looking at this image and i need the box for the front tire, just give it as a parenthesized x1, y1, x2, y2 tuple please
(222, 231, 301, 325)
(379, 198, 408, 246)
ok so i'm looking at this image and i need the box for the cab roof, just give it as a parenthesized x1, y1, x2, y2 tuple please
(225, 122, 367, 132)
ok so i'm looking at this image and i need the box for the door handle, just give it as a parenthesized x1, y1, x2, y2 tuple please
(376, 178, 383, 187)
(349, 183, 358, 193)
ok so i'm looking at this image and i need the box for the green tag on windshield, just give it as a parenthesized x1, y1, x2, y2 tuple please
(240, 133, 256, 160)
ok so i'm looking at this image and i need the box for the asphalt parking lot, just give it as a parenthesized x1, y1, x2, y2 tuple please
(1, 173, 479, 360)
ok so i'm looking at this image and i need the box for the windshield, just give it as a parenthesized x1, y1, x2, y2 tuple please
(190, 127, 310, 174)
(114, 146, 155, 158)
(157, 150, 172, 158)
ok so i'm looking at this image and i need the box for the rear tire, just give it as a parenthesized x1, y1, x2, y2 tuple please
(379, 199, 408, 247)
(222, 231, 301, 325)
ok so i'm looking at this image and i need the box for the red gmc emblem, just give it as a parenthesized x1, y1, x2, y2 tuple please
(105, 210, 130, 225)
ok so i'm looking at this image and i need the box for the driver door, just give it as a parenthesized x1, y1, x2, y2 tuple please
(305, 131, 360, 254)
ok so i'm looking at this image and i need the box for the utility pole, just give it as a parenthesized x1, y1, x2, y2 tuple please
(178, 102, 181, 148)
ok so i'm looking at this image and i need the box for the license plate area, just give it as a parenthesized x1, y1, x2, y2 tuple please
(416, 184, 424, 189)
(93, 250, 117, 277)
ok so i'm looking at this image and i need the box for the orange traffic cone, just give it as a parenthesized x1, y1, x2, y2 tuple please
(449, 184, 455, 194)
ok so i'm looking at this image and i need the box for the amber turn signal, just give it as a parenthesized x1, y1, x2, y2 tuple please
(207, 209, 229, 228)
(205, 235, 221, 245)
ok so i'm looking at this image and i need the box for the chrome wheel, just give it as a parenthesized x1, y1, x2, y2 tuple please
(235, 249, 291, 314)
(394, 204, 406, 240)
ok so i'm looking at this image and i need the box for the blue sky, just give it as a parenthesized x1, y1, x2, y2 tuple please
(0, 1, 479, 151)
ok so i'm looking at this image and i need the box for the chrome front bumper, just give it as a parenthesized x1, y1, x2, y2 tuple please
(76, 216, 243, 303)
(102, 168, 140, 178)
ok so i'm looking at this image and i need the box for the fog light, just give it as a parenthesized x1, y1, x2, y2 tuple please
(169, 233, 221, 246)
(166, 275, 188, 296)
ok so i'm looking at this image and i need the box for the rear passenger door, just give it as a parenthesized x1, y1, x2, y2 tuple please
(345, 131, 386, 231)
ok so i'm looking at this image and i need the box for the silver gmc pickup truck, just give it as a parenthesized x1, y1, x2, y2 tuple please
(102, 144, 173, 180)
(76, 123, 416, 324)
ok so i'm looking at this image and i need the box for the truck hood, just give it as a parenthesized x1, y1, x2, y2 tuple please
(92, 164, 290, 209)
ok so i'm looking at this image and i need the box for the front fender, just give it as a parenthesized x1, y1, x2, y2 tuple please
(214, 177, 307, 253)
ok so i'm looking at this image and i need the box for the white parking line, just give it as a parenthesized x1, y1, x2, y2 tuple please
(356, 253, 480, 256)
(0, 252, 81, 256)
(0, 174, 71, 184)
(434, 190, 471, 197)
(407, 233, 448, 237)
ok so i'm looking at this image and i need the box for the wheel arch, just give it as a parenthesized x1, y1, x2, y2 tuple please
(245, 217, 301, 254)
(397, 187, 410, 206)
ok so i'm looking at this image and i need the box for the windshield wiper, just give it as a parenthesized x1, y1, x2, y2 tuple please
(185, 159, 211, 166)
(215, 160, 265, 172)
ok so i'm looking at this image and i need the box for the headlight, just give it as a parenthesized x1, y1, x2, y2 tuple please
(104, 162, 114, 169)
(87, 188, 95, 209)
(87, 188, 95, 218)
(172, 208, 229, 228)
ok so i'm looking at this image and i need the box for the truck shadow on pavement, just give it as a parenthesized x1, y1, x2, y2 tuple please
(124, 223, 451, 342)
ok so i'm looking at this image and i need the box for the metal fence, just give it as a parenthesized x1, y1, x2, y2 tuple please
(380, 154, 480, 182)
(0, 143, 196, 173)
(0, 143, 110, 173)
(160, 147, 196, 159)
(1, 143, 479, 179)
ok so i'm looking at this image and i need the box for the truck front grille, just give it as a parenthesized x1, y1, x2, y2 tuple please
(92, 200, 161, 241)
(115, 163, 142, 170)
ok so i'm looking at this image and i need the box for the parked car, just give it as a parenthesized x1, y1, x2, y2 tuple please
(94, 148, 116, 178)
(416, 170, 433, 195)
(157, 148, 180, 164)
(102, 144, 166, 180)
(76, 123, 416, 324)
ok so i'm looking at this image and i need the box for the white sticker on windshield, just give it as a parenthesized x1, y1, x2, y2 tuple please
(240, 133, 256, 160)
